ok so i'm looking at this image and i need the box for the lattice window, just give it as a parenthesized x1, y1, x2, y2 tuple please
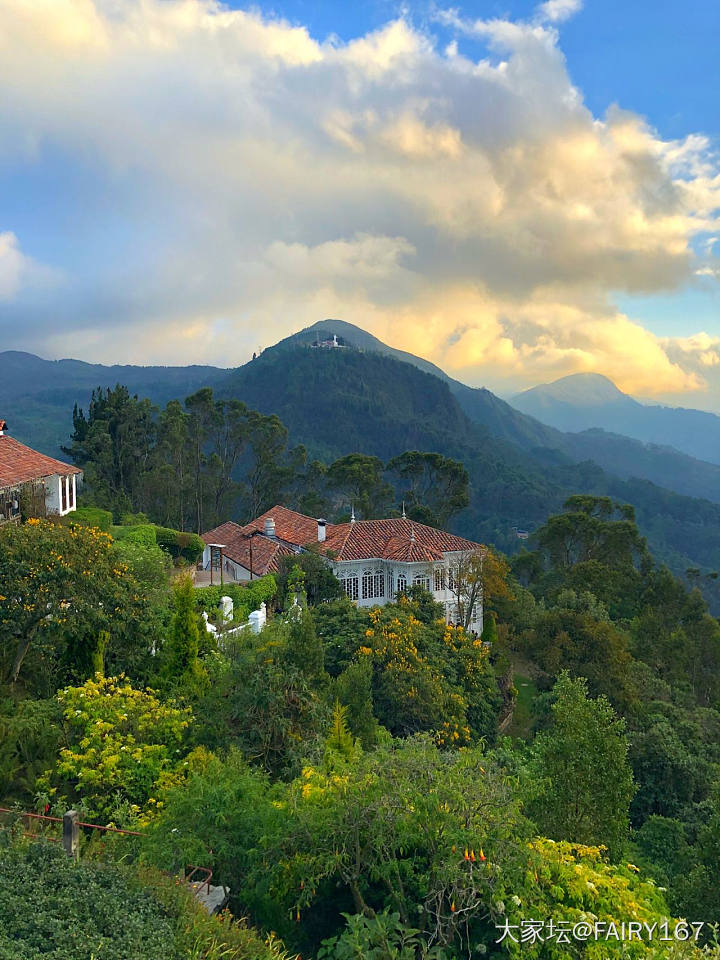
(362, 569, 386, 600)
(447, 567, 456, 591)
(434, 567, 445, 592)
(341, 577, 359, 601)
(413, 574, 430, 591)
(396, 573, 407, 595)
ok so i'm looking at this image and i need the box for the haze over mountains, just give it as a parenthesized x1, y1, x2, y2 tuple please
(512, 372, 720, 466)
(4, 320, 720, 584)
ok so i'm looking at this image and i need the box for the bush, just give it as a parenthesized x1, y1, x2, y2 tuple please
(0, 838, 296, 960)
(67, 506, 114, 532)
(154, 525, 205, 563)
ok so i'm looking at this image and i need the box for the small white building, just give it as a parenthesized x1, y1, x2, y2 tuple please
(0, 419, 82, 522)
(202, 504, 484, 631)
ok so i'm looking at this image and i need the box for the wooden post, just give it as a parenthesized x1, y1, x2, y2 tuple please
(63, 810, 79, 859)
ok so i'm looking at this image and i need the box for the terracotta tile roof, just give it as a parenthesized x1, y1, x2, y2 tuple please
(240, 505, 322, 546)
(0, 434, 82, 488)
(204, 506, 482, 573)
(324, 517, 481, 562)
(201, 520, 296, 575)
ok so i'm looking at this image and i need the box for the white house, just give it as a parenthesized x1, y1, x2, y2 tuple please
(202, 504, 484, 631)
(0, 419, 82, 522)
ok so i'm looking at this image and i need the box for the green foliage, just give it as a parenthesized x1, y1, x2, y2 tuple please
(195, 576, 276, 626)
(0, 838, 294, 960)
(0, 518, 160, 690)
(318, 910, 447, 960)
(164, 574, 207, 690)
(191, 623, 330, 776)
(335, 656, 379, 748)
(0, 697, 63, 805)
(46, 674, 193, 822)
(67, 506, 114, 532)
(276, 551, 343, 607)
(285, 606, 325, 679)
(0, 839, 183, 960)
(386, 450, 470, 528)
(527, 674, 636, 859)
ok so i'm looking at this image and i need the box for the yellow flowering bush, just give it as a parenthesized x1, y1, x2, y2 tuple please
(44, 674, 193, 822)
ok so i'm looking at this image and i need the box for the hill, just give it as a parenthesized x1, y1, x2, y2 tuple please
(0, 350, 228, 456)
(512, 371, 720, 465)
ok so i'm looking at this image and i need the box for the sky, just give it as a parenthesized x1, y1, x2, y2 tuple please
(0, 0, 719, 408)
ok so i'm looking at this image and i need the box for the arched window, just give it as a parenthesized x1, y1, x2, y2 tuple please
(396, 573, 407, 595)
(362, 569, 373, 600)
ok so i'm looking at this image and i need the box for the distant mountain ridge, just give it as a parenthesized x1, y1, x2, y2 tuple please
(5, 323, 720, 580)
(512, 372, 720, 465)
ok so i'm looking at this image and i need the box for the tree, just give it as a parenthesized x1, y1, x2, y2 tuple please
(448, 547, 511, 630)
(164, 574, 206, 689)
(326, 454, 392, 519)
(0, 519, 157, 688)
(528, 673, 635, 858)
(386, 451, 469, 528)
(286, 605, 326, 680)
(64, 385, 157, 515)
(336, 656, 378, 748)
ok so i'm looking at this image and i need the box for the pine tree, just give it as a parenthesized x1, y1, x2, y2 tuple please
(165, 574, 205, 687)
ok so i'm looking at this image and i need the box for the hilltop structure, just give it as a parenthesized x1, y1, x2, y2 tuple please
(0, 419, 82, 523)
(201, 504, 484, 630)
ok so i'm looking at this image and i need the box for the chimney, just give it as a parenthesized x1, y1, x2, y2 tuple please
(0, 419, 6, 436)
(264, 517, 276, 538)
(317, 519, 327, 543)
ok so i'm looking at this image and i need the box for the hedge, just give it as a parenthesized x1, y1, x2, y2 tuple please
(0, 838, 295, 960)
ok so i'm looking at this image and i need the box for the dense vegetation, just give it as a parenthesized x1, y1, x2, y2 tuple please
(3, 482, 720, 957)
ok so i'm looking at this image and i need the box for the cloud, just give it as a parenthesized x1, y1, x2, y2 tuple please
(0, 231, 59, 301)
(0, 0, 718, 406)
(536, 0, 583, 24)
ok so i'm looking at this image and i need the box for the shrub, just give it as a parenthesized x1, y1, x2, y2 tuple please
(67, 506, 114, 532)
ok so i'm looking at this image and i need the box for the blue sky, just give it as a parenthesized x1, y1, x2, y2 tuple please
(0, 0, 718, 407)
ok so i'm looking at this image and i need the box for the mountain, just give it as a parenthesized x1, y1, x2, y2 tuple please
(217, 329, 720, 579)
(0, 350, 228, 457)
(6, 325, 720, 581)
(512, 372, 720, 465)
(284, 323, 720, 505)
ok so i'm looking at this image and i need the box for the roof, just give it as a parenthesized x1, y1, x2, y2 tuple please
(201, 520, 296, 576)
(0, 433, 82, 488)
(324, 516, 481, 562)
(202, 507, 482, 571)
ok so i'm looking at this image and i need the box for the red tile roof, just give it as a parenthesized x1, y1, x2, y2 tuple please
(324, 516, 481, 561)
(202, 506, 482, 572)
(0, 434, 82, 488)
(201, 521, 296, 575)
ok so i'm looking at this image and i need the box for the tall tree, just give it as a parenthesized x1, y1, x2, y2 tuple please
(528, 673, 635, 859)
(326, 453, 392, 519)
(386, 451, 469, 527)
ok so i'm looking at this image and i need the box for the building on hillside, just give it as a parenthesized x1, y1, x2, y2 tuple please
(201, 504, 484, 630)
(0, 419, 82, 523)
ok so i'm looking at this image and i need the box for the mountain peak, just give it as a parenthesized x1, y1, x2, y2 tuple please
(515, 372, 633, 408)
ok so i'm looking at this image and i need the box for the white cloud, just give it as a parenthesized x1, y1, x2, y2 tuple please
(0, 0, 718, 405)
(536, 0, 583, 24)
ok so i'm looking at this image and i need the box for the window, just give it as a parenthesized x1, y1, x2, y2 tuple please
(396, 573, 407, 595)
(434, 568, 445, 592)
(362, 569, 385, 600)
(413, 574, 430, 592)
(447, 567, 456, 591)
(341, 577, 359, 601)
(68, 477, 75, 509)
(61, 478, 67, 513)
